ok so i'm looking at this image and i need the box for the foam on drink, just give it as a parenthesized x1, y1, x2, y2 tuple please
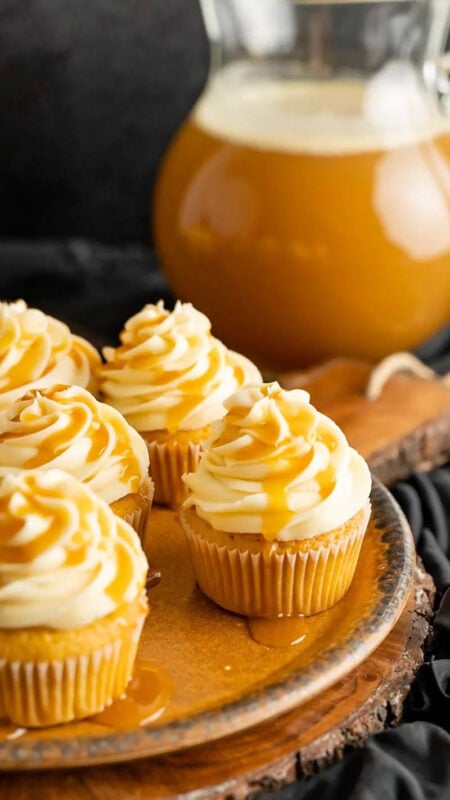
(194, 61, 450, 155)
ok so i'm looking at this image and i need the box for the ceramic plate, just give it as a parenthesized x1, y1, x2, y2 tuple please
(0, 478, 415, 770)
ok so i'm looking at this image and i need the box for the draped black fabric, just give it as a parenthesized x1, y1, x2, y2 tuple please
(0, 240, 170, 346)
(261, 724, 450, 800)
(0, 1, 208, 244)
(0, 246, 449, 799)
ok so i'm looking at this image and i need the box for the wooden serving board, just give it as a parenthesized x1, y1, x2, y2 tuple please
(0, 562, 433, 799)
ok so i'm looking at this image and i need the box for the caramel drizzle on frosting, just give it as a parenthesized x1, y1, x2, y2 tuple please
(0, 473, 80, 564)
(0, 470, 147, 619)
(0, 301, 99, 394)
(100, 301, 262, 432)
(199, 383, 342, 539)
(0, 311, 69, 391)
(163, 345, 223, 432)
(0, 385, 143, 492)
(105, 531, 138, 603)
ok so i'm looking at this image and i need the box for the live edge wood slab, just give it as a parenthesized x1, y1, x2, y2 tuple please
(0, 561, 433, 800)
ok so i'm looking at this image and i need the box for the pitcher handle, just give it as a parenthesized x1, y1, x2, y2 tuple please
(436, 52, 450, 115)
(423, 0, 450, 116)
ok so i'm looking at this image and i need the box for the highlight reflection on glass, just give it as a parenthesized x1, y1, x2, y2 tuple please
(154, 0, 450, 370)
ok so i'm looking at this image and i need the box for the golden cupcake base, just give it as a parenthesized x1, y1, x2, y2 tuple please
(180, 504, 371, 617)
(0, 594, 148, 728)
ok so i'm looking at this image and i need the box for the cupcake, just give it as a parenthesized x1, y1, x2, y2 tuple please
(0, 468, 148, 727)
(181, 382, 372, 618)
(0, 299, 100, 411)
(99, 301, 262, 507)
(0, 385, 153, 537)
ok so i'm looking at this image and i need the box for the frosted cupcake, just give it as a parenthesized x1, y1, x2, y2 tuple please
(0, 299, 100, 411)
(181, 382, 371, 618)
(0, 385, 153, 536)
(0, 468, 148, 727)
(99, 301, 262, 507)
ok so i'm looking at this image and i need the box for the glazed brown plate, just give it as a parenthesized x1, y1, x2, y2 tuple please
(0, 478, 415, 770)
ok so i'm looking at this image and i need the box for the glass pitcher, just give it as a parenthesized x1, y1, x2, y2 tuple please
(153, 0, 450, 371)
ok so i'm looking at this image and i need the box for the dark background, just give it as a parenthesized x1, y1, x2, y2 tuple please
(0, 0, 208, 244)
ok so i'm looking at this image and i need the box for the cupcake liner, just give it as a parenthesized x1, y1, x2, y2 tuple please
(181, 509, 368, 617)
(146, 439, 203, 508)
(0, 614, 146, 728)
(122, 478, 154, 536)
(110, 477, 154, 537)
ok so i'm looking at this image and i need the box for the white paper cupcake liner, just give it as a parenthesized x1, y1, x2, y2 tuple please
(0, 614, 145, 728)
(122, 477, 154, 536)
(182, 510, 368, 617)
(146, 439, 202, 508)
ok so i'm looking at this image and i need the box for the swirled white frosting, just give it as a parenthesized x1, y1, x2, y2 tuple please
(0, 469, 148, 629)
(184, 382, 371, 541)
(99, 301, 262, 432)
(0, 385, 149, 504)
(0, 300, 100, 412)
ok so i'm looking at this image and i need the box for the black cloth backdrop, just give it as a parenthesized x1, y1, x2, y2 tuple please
(0, 247, 449, 800)
(0, 0, 208, 244)
(0, 1, 450, 796)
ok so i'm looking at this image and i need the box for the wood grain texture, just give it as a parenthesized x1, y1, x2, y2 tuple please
(0, 563, 433, 800)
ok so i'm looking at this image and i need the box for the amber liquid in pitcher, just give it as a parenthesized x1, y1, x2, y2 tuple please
(154, 68, 450, 370)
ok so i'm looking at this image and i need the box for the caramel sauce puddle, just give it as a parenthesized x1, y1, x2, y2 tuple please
(92, 658, 173, 730)
(0, 659, 173, 737)
(248, 616, 308, 648)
